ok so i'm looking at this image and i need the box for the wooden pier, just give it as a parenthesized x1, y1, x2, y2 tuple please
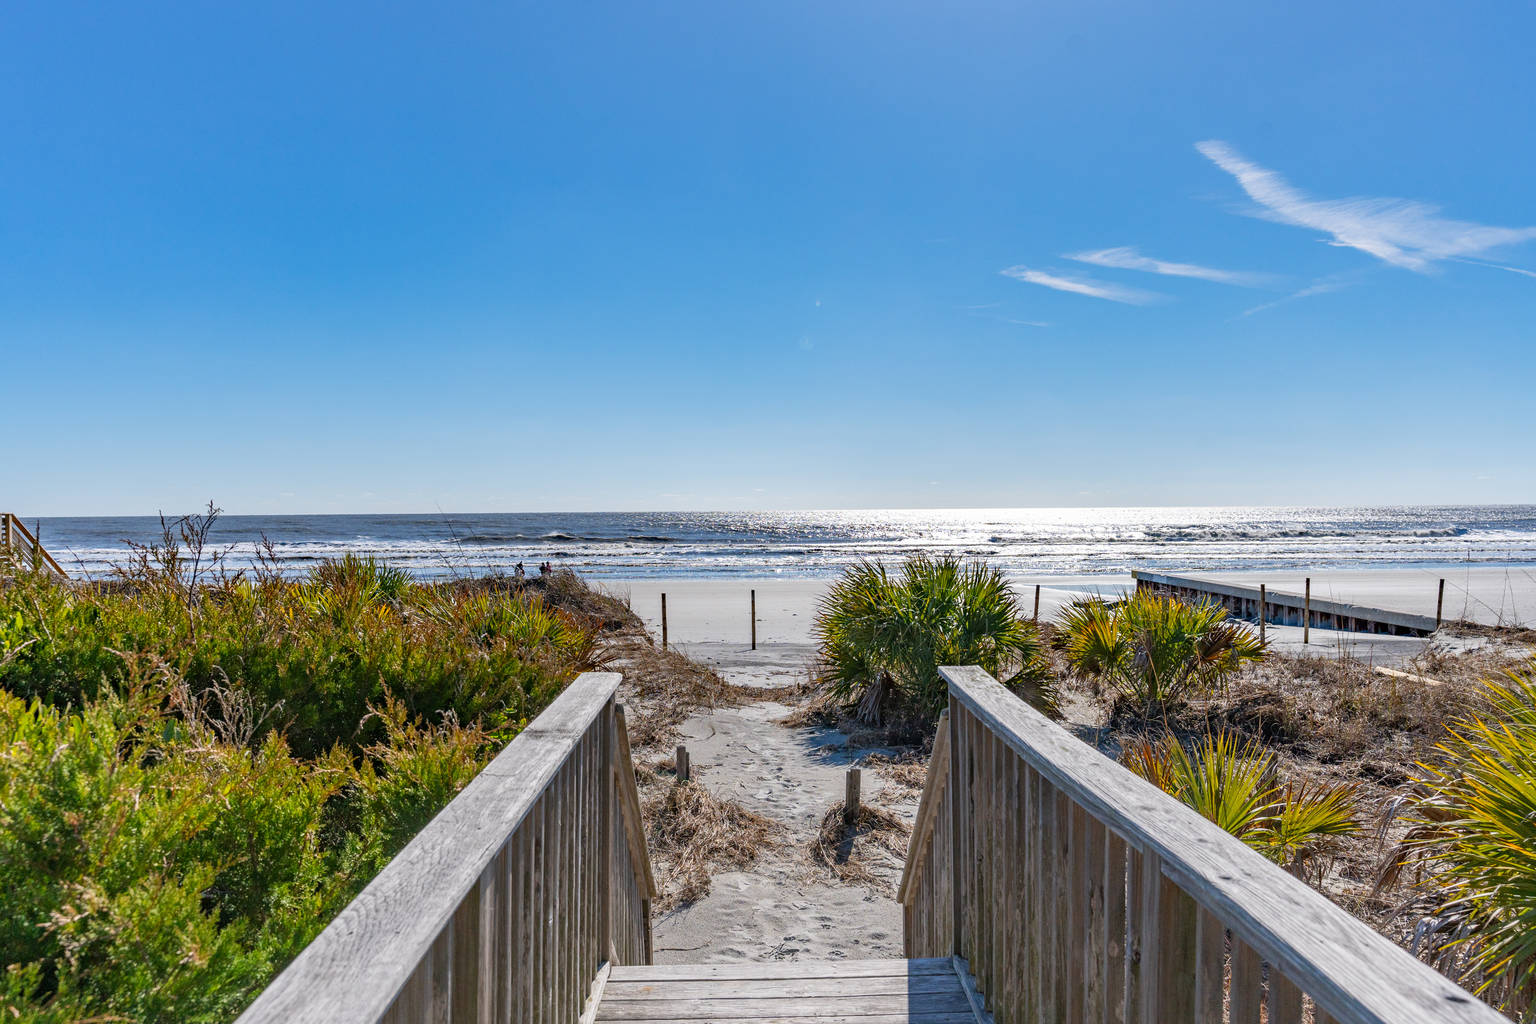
(1133, 569, 1437, 637)
(238, 667, 1501, 1024)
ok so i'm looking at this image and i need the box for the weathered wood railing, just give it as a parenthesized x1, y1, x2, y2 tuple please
(237, 671, 655, 1024)
(1, 514, 67, 577)
(899, 665, 1505, 1024)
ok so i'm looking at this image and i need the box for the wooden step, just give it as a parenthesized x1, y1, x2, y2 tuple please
(594, 957, 988, 1023)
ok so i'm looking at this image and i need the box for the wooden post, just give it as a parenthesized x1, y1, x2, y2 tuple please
(1436, 578, 1445, 630)
(750, 589, 756, 650)
(843, 767, 861, 825)
(1304, 578, 1311, 645)
(674, 745, 689, 783)
(1258, 584, 1266, 644)
(1034, 584, 1041, 622)
(660, 593, 668, 651)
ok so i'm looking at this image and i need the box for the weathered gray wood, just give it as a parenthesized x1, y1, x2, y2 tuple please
(1270, 969, 1305, 1024)
(1193, 906, 1223, 1023)
(237, 672, 653, 1024)
(609, 958, 955, 982)
(614, 705, 658, 901)
(897, 709, 950, 903)
(675, 744, 690, 783)
(844, 767, 862, 824)
(1304, 577, 1312, 644)
(1229, 938, 1262, 1024)
(596, 992, 976, 1020)
(603, 974, 966, 1000)
(937, 665, 1506, 1024)
(1105, 830, 1128, 1024)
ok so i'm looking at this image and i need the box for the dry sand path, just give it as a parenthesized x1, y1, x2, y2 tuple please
(649, 642, 919, 964)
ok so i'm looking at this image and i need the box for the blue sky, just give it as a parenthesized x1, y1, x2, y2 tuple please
(4, 1, 1533, 514)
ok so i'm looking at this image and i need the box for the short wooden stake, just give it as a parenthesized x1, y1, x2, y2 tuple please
(1436, 578, 1445, 630)
(1034, 584, 1041, 621)
(1258, 584, 1266, 644)
(1303, 578, 1311, 645)
(661, 593, 668, 651)
(674, 745, 689, 783)
(843, 767, 861, 825)
(750, 589, 756, 650)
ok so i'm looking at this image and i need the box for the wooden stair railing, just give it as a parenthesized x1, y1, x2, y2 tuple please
(236, 671, 655, 1024)
(1, 514, 67, 577)
(899, 665, 1506, 1024)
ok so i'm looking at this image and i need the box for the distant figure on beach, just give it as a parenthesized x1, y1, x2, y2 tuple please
(515, 561, 525, 580)
(539, 561, 551, 575)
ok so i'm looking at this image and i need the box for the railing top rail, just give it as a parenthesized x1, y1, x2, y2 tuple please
(938, 665, 1504, 1024)
(2, 514, 68, 577)
(237, 671, 623, 1024)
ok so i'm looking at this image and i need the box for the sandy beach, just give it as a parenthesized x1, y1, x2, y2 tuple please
(607, 564, 1536, 965)
(603, 566, 1536, 671)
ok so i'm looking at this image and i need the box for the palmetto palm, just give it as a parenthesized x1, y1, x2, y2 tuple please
(1384, 665, 1536, 1016)
(1123, 730, 1359, 874)
(1057, 591, 1265, 709)
(813, 557, 1051, 725)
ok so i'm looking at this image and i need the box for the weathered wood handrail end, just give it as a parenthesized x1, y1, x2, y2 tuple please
(896, 664, 1506, 1024)
(237, 671, 654, 1024)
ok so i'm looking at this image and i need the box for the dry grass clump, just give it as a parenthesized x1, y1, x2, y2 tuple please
(862, 750, 928, 801)
(1077, 637, 1535, 931)
(1196, 644, 1531, 773)
(810, 802, 912, 890)
(644, 780, 782, 910)
(605, 635, 740, 750)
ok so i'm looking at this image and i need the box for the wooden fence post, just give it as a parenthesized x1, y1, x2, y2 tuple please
(1436, 578, 1445, 630)
(750, 589, 756, 650)
(1258, 584, 1266, 644)
(1304, 578, 1311, 645)
(674, 745, 689, 783)
(660, 593, 668, 651)
(844, 768, 861, 825)
(1034, 584, 1041, 622)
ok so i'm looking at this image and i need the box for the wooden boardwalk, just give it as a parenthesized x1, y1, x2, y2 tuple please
(595, 957, 987, 1022)
(238, 667, 1506, 1024)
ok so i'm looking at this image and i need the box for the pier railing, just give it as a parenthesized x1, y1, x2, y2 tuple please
(899, 665, 1504, 1024)
(1, 513, 67, 577)
(236, 671, 655, 1024)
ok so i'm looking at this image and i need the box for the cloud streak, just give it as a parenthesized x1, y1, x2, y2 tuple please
(1239, 275, 1352, 318)
(1000, 266, 1161, 304)
(1197, 140, 1536, 272)
(1067, 246, 1275, 286)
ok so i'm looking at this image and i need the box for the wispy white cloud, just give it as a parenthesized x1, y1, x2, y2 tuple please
(1197, 140, 1536, 273)
(1067, 246, 1275, 287)
(1003, 318, 1050, 327)
(1453, 257, 1536, 280)
(1239, 275, 1352, 318)
(1000, 266, 1161, 304)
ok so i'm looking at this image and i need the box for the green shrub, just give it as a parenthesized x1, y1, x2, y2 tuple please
(0, 529, 604, 1022)
(1056, 590, 1265, 711)
(813, 556, 1051, 726)
(1122, 730, 1359, 876)
(1389, 664, 1536, 1015)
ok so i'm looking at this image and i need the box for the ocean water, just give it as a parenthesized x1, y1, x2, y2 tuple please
(19, 506, 1536, 580)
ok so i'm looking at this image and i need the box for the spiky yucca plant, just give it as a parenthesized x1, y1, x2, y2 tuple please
(1123, 731, 1359, 875)
(813, 557, 1051, 726)
(1057, 591, 1265, 710)
(1387, 665, 1536, 1016)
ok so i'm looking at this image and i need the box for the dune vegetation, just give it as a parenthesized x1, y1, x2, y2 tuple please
(812, 555, 1053, 729)
(0, 511, 619, 1023)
